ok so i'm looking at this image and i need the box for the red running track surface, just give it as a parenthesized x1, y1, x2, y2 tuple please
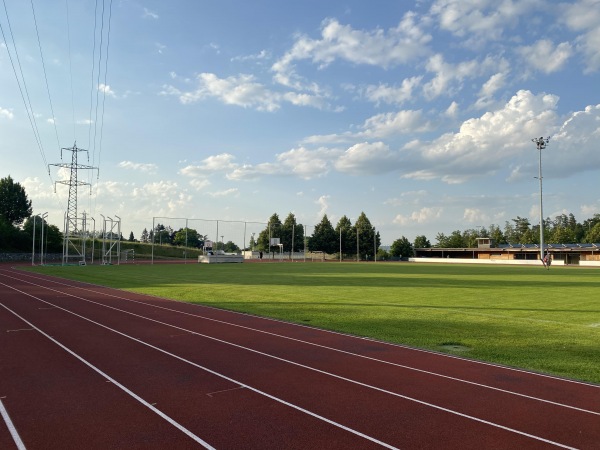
(0, 267, 598, 449)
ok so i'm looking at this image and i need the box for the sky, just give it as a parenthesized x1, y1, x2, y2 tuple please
(1, 0, 600, 247)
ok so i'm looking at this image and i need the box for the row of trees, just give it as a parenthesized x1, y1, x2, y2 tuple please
(0, 176, 62, 253)
(133, 211, 600, 260)
(434, 214, 600, 249)
(134, 212, 382, 260)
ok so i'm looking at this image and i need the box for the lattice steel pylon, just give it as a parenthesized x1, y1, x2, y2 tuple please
(49, 142, 98, 264)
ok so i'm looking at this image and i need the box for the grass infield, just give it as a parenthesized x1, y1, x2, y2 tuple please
(26, 261, 600, 384)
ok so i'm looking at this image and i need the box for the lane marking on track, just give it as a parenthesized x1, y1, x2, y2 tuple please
(0, 288, 400, 450)
(0, 304, 216, 450)
(5, 270, 598, 417)
(6, 329, 34, 333)
(0, 283, 580, 449)
(0, 398, 26, 450)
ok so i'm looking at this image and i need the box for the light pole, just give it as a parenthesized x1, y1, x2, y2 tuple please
(32, 215, 37, 266)
(39, 212, 48, 265)
(532, 136, 550, 262)
(373, 227, 376, 262)
(251, 232, 255, 252)
(356, 226, 359, 262)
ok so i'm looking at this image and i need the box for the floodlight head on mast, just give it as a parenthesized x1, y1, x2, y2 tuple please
(532, 136, 550, 150)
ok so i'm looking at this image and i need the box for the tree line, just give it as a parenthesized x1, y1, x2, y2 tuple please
(3, 174, 600, 259)
(0, 176, 62, 253)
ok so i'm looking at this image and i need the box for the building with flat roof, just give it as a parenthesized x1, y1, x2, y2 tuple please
(413, 238, 600, 266)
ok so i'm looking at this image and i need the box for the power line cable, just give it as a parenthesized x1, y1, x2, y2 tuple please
(87, 0, 99, 154)
(64, 0, 76, 141)
(1, 0, 64, 212)
(92, 0, 105, 165)
(30, 0, 61, 153)
(97, 0, 113, 175)
(1, 0, 47, 169)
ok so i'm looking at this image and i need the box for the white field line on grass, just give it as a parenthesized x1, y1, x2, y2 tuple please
(5, 269, 600, 415)
(0, 399, 26, 450)
(0, 284, 399, 450)
(0, 278, 581, 449)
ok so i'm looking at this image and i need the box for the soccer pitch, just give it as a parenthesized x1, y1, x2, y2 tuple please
(27, 262, 600, 384)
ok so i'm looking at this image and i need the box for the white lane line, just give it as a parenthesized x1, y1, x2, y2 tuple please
(0, 282, 579, 449)
(6, 270, 599, 417)
(0, 286, 400, 450)
(0, 398, 26, 450)
(0, 303, 215, 450)
(8, 268, 598, 390)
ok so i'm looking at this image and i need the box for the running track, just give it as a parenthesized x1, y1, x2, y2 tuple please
(0, 267, 598, 449)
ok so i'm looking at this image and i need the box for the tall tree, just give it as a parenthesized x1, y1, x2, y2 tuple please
(140, 228, 149, 243)
(173, 227, 201, 247)
(281, 212, 304, 255)
(335, 215, 354, 257)
(128, 231, 135, 242)
(23, 216, 63, 252)
(257, 213, 282, 253)
(354, 212, 379, 260)
(413, 235, 431, 248)
(488, 224, 506, 245)
(308, 214, 337, 254)
(390, 236, 413, 258)
(0, 176, 32, 226)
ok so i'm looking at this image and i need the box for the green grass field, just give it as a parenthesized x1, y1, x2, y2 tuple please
(26, 261, 600, 384)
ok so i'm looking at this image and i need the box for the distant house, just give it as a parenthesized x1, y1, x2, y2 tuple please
(413, 238, 600, 266)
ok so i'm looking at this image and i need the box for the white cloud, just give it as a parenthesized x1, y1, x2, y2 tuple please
(517, 40, 573, 74)
(180, 153, 238, 176)
(118, 161, 158, 173)
(276, 147, 340, 179)
(226, 162, 282, 181)
(303, 109, 431, 145)
(316, 195, 330, 218)
(560, 0, 600, 72)
(423, 53, 508, 99)
(0, 106, 14, 119)
(272, 14, 431, 90)
(429, 0, 539, 47)
(335, 142, 399, 175)
(98, 83, 117, 98)
(231, 49, 271, 62)
(393, 207, 443, 225)
(402, 90, 561, 183)
(359, 110, 431, 139)
(549, 103, 600, 176)
(143, 8, 159, 19)
(363, 76, 423, 106)
(208, 188, 238, 198)
(164, 73, 331, 111)
(463, 208, 490, 223)
(445, 101, 459, 117)
(189, 179, 211, 191)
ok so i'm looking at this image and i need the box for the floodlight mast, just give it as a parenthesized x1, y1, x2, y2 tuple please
(532, 136, 550, 262)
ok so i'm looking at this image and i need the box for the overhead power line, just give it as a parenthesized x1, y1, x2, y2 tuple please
(1, 0, 48, 170)
(30, 0, 61, 153)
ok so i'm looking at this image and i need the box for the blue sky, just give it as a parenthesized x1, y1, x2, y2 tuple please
(1, 0, 599, 246)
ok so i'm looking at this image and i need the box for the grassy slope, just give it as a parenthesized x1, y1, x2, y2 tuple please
(26, 262, 600, 384)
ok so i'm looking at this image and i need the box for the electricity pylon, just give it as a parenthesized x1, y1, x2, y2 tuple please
(49, 143, 98, 264)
